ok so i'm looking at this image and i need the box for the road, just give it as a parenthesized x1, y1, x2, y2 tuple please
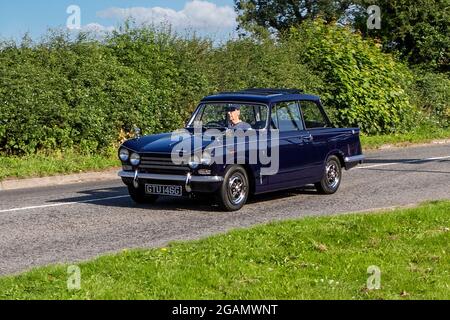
(0, 143, 449, 276)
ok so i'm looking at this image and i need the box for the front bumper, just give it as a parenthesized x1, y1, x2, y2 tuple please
(118, 171, 223, 193)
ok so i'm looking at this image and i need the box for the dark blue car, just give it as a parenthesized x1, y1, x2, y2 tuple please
(118, 89, 365, 211)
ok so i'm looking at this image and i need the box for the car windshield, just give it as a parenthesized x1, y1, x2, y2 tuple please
(188, 103, 268, 130)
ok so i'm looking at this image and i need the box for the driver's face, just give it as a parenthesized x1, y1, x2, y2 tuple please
(228, 109, 240, 125)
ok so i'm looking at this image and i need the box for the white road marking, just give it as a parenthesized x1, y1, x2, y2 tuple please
(357, 155, 450, 169)
(0, 195, 129, 214)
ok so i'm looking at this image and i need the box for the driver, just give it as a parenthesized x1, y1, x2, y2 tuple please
(227, 105, 251, 130)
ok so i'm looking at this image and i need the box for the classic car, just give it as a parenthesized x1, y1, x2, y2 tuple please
(118, 89, 365, 211)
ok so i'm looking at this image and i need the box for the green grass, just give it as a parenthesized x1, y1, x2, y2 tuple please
(0, 149, 120, 181)
(361, 126, 450, 149)
(0, 201, 449, 300)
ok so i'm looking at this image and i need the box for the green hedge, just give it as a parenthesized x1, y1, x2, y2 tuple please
(408, 70, 450, 128)
(286, 20, 420, 134)
(0, 23, 447, 155)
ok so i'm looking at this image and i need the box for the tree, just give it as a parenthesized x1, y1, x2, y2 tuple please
(235, 0, 449, 72)
(353, 0, 449, 72)
(234, 0, 353, 35)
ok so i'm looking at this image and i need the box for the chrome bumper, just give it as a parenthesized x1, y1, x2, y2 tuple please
(118, 171, 223, 182)
(118, 170, 224, 193)
(344, 155, 365, 163)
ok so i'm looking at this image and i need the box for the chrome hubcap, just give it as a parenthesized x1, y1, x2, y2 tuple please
(326, 162, 340, 189)
(228, 173, 247, 205)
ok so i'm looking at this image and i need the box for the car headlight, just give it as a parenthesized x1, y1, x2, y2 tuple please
(188, 155, 200, 169)
(130, 153, 141, 166)
(119, 148, 129, 162)
(201, 152, 212, 166)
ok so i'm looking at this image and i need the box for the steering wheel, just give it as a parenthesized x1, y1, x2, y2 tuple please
(205, 121, 225, 128)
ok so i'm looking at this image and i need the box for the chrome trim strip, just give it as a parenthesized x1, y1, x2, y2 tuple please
(192, 175, 223, 182)
(344, 155, 365, 163)
(133, 170, 139, 189)
(185, 173, 192, 193)
(118, 171, 224, 182)
(139, 164, 190, 171)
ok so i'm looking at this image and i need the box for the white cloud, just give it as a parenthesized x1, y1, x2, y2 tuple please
(97, 0, 237, 29)
(80, 23, 115, 33)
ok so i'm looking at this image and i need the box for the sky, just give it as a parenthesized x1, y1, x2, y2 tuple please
(0, 0, 238, 42)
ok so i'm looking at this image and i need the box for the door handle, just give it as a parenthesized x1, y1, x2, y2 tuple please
(302, 134, 313, 142)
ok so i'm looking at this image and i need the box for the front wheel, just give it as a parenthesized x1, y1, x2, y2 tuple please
(127, 185, 159, 204)
(216, 165, 249, 211)
(315, 155, 342, 194)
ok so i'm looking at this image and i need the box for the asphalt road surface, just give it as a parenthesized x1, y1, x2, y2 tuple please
(0, 143, 449, 276)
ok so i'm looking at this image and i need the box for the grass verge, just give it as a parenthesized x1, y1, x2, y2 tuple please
(0, 149, 119, 181)
(361, 126, 450, 149)
(0, 201, 448, 300)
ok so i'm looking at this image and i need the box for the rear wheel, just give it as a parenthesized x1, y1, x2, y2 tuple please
(216, 165, 249, 211)
(127, 185, 159, 204)
(315, 155, 342, 194)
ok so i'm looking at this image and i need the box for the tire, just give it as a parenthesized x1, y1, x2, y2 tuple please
(315, 155, 342, 195)
(216, 165, 250, 211)
(127, 185, 159, 204)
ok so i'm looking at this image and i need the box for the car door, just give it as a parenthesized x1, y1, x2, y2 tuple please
(268, 101, 316, 187)
(299, 100, 333, 181)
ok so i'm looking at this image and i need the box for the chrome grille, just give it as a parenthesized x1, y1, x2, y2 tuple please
(139, 154, 189, 173)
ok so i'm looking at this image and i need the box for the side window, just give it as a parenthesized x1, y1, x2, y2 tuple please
(271, 102, 304, 132)
(239, 105, 268, 129)
(200, 104, 226, 124)
(300, 101, 328, 129)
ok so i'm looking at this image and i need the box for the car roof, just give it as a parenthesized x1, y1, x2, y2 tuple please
(201, 88, 320, 104)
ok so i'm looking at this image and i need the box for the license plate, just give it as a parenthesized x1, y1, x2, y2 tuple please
(145, 184, 183, 197)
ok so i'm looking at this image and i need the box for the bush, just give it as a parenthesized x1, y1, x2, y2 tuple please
(106, 26, 215, 132)
(208, 37, 323, 94)
(286, 20, 419, 134)
(0, 29, 214, 155)
(408, 70, 450, 128)
(0, 23, 447, 155)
